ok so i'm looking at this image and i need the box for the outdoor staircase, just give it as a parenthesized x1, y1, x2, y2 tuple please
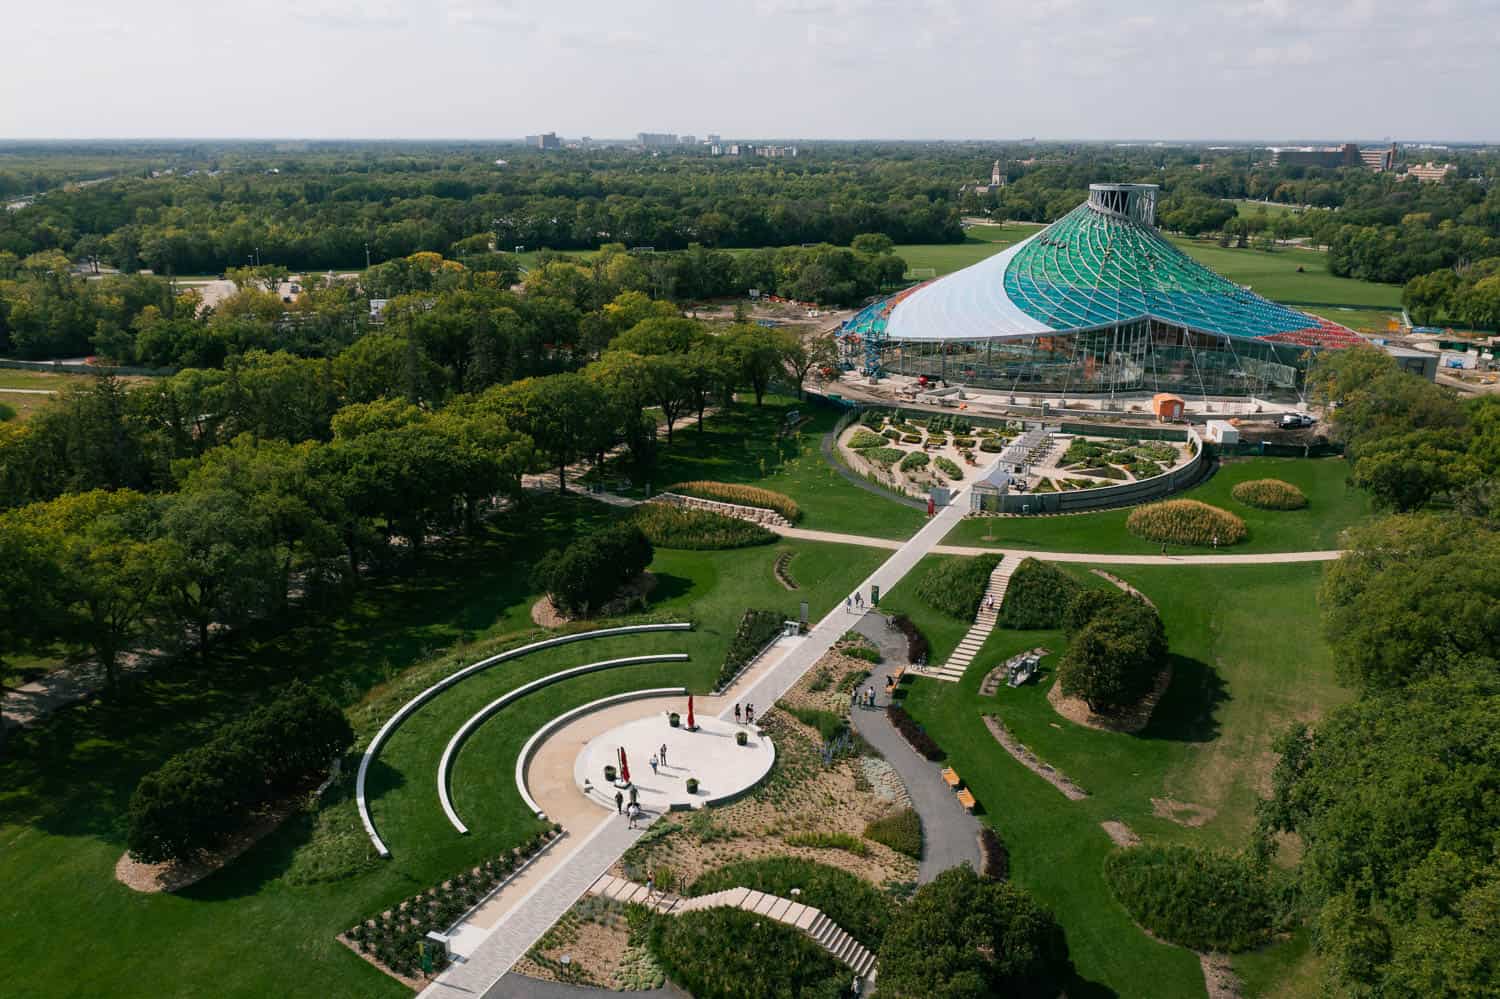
(587, 875, 878, 982)
(930, 559, 1016, 682)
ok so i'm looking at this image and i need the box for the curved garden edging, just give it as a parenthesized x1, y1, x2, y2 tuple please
(356, 623, 692, 858)
(514, 686, 689, 820)
(438, 658, 690, 832)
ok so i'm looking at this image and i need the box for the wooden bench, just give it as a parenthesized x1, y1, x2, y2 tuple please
(941, 767, 961, 789)
(956, 788, 977, 812)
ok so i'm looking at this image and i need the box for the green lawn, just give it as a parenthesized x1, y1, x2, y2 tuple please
(867, 554, 977, 665)
(894, 223, 1035, 277)
(1228, 200, 1304, 219)
(902, 560, 1345, 997)
(615, 394, 927, 541)
(1165, 237, 1402, 310)
(0, 493, 884, 998)
(945, 457, 1371, 554)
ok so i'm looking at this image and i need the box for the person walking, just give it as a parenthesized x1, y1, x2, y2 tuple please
(659, 743, 668, 766)
(614, 790, 623, 814)
(845, 596, 852, 613)
(649, 754, 659, 775)
(1212, 534, 1219, 550)
(627, 803, 638, 829)
(734, 703, 742, 723)
(629, 785, 639, 806)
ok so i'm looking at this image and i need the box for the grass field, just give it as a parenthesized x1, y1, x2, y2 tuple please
(1228, 200, 1305, 219)
(944, 457, 1371, 555)
(613, 394, 928, 540)
(866, 554, 977, 665)
(0, 490, 884, 998)
(894, 222, 1034, 277)
(902, 560, 1345, 996)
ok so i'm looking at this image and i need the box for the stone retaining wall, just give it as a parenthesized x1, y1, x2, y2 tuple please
(652, 492, 793, 529)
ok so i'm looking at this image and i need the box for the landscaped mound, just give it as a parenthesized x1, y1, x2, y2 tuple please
(1000, 558, 1081, 629)
(917, 554, 1002, 620)
(1126, 499, 1246, 546)
(647, 907, 845, 999)
(127, 681, 352, 864)
(632, 503, 775, 550)
(666, 481, 802, 522)
(1057, 590, 1167, 717)
(1103, 845, 1279, 952)
(535, 522, 654, 615)
(688, 856, 895, 949)
(1231, 478, 1308, 510)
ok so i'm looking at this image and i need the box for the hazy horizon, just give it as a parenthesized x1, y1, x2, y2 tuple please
(4, 0, 1498, 143)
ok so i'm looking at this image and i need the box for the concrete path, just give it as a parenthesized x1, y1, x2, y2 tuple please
(848, 678, 983, 884)
(0, 386, 56, 395)
(484, 975, 687, 999)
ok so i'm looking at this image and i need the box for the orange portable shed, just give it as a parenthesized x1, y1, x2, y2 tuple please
(1152, 393, 1185, 422)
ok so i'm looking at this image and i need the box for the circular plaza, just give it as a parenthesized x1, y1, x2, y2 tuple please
(573, 713, 775, 813)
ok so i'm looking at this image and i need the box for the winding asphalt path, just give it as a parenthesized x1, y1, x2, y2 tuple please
(483, 973, 687, 998)
(846, 632, 983, 883)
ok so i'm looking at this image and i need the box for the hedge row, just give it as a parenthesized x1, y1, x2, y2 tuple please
(1102, 845, 1278, 952)
(1231, 478, 1308, 510)
(536, 522, 654, 615)
(1126, 499, 1246, 547)
(864, 807, 923, 859)
(917, 554, 1002, 620)
(666, 481, 802, 522)
(1000, 558, 1081, 629)
(648, 907, 845, 999)
(980, 826, 1010, 881)
(632, 504, 775, 550)
(890, 613, 930, 665)
(716, 608, 784, 689)
(127, 681, 353, 863)
(887, 703, 943, 760)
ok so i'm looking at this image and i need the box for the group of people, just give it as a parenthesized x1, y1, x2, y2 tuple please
(844, 591, 868, 613)
(852, 685, 878, 708)
(612, 784, 644, 827)
(648, 742, 670, 775)
(733, 702, 756, 725)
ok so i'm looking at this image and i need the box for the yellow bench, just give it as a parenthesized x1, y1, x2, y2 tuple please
(956, 788, 977, 812)
(941, 767, 961, 789)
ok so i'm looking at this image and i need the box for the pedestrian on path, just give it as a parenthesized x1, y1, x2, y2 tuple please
(851, 687, 860, 708)
(856, 592, 864, 610)
(614, 790, 623, 814)
(845, 596, 852, 613)
(627, 803, 638, 828)
(734, 703, 742, 723)
(646, 873, 655, 899)
(630, 786, 639, 806)
(1161, 542, 1168, 556)
(660, 743, 668, 766)
(649, 754, 659, 775)
(1212, 534, 1219, 550)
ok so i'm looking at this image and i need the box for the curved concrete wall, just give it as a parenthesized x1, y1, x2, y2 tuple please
(514, 687, 689, 821)
(356, 622, 691, 858)
(439, 658, 689, 833)
(974, 428, 1206, 514)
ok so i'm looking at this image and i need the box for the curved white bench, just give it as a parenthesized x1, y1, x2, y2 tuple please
(356, 622, 691, 858)
(514, 687, 688, 821)
(439, 658, 689, 833)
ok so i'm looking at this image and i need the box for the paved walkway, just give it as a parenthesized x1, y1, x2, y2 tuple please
(848, 668, 983, 884)
(421, 466, 993, 999)
(484, 975, 686, 999)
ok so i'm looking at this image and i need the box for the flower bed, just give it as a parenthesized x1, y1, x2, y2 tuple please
(633, 504, 775, 550)
(934, 456, 963, 480)
(898, 451, 930, 473)
(890, 613, 929, 665)
(715, 608, 785, 689)
(343, 826, 561, 980)
(863, 446, 905, 467)
(979, 827, 1009, 881)
(864, 807, 922, 859)
(847, 428, 888, 449)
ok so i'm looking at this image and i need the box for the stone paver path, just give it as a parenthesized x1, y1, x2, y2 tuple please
(848, 677, 983, 884)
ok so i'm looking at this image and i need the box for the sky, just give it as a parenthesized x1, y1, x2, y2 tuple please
(3, 0, 1498, 142)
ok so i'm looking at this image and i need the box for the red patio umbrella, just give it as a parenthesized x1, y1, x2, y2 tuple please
(619, 747, 631, 784)
(687, 694, 695, 730)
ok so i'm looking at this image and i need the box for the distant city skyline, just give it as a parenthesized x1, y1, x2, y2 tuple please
(4, 0, 1498, 142)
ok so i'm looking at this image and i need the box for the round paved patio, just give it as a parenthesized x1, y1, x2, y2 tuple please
(573, 713, 774, 812)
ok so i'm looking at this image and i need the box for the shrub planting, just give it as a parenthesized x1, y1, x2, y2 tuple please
(127, 681, 353, 863)
(0, 400, 15, 422)
(902, 433, 923, 444)
(1231, 478, 1308, 510)
(934, 456, 963, 479)
(715, 609, 784, 689)
(534, 521, 654, 615)
(647, 907, 845, 999)
(882, 427, 902, 441)
(1000, 558, 1081, 629)
(890, 613, 929, 664)
(689, 856, 895, 949)
(666, 481, 802, 522)
(898, 451, 930, 473)
(632, 504, 774, 550)
(979, 827, 1010, 881)
(980, 437, 1006, 453)
(1103, 846, 1278, 952)
(887, 703, 943, 760)
(864, 807, 923, 859)
(1126, 499, 1246, 546)
(344, 827, 560, 980)
(786, 705, 848, 743)
(864, 446, 905, 467)
(917, 554, 1002, 620)
(785, 831, 869, 856)
(847, 428, 888, 449)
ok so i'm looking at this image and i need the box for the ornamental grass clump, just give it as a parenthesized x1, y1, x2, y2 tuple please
(665, 481, 801, 522)
(1126, 499, 1246, 546)
(632, 504, 775, 550)
(1231, 478, 1308, 510)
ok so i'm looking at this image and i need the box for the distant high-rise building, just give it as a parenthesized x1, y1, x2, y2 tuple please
(706, 134, 721, 144)
(1267, 142, 1396, 172)
(525, 132, 560, 149)
(1359, 143, 1398, 172)
(1404, 161, 1457, 183)
(637, 133, 678, 147)
(679, 135, 697, 146)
